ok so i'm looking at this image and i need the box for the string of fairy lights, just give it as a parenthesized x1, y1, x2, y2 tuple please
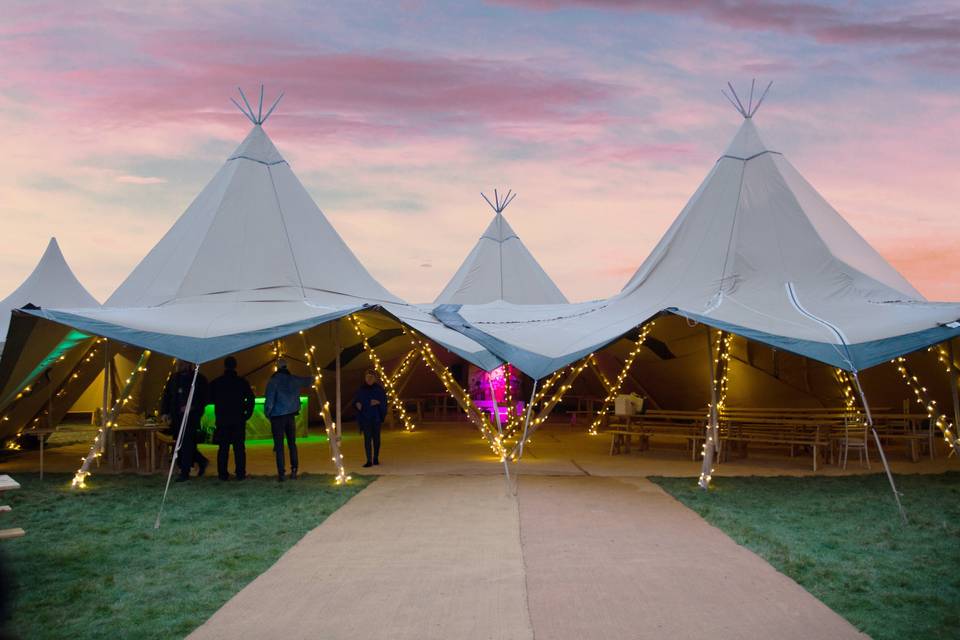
(72, 349, 151, 488)
(348, 315, 416, 432)
(410, 334, 507, 458)
(298, 330, 350, 485)
(2, 337, 105, 450)
(588, 321, 655, 435)
(893, 354, 960, 459)
(698, 330, 732, 489)
(505, 357, 592, 460)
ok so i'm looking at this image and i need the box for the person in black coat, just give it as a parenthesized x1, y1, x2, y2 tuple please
(209, 356, 255, 480)
(352, 369, 388, 468)
(161, 360, 209, 482)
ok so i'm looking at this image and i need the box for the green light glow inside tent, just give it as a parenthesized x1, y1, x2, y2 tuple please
(199, 396, 308, 441)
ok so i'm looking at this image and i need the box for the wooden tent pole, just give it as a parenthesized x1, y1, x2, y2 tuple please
(851, 371, 908, 524)
(335, 322, 342, 443)
(698, 329, 720, 490)
(488, 378, 512, 494)
(949, 341, 960, 448)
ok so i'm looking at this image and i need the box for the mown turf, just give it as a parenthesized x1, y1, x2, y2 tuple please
(651, 473, 960, 640)
(0, 472, 369, 639)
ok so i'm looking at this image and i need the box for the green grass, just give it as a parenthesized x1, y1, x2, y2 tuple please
(1, 472, 370, 640)
(651, 473, 960, 640)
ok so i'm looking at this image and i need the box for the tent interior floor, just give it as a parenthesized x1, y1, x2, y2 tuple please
(2, 420, 954, 479)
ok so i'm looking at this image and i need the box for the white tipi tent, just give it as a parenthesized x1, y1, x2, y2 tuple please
(0, 90, 500, 440)
(0, 237, 99, 349)
(435, 190, 568, 305)
(5, 96, 497, 370)
(433, 89, 960, 380)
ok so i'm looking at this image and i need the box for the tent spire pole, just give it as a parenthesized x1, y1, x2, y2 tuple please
(851, 371, 907, 524)
(155, 363, 200, 529)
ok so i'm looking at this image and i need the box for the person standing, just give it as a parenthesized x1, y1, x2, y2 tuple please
(162, 360, 209, 482)
(264, 357, 311, 482)
(209, 356, 255, 481)
(353, 369, 387, 468)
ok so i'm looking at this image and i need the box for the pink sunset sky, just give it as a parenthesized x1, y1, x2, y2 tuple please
(1, 0, 958, 304)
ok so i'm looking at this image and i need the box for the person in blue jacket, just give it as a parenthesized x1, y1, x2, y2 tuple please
(264, 357, 312, 482)
(353, 369, 388, 467)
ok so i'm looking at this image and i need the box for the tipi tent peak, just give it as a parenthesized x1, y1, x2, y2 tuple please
(721, 79, 772, 119)
(433, 189, 568, 306)
(0, 237, 99, 347)
(230, 84, 284, 126)
(432, 96, 960, 379)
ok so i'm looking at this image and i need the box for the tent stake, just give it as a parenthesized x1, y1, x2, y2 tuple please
(852, 371, 908, 524)
(155, 363, 199, 530)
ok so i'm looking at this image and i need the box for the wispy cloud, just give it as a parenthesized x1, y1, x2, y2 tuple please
(115, 175, 167, 185)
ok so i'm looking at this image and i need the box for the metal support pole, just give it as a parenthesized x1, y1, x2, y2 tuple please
(517, 380, 538, 461)
(852, 371, 907, 524)
(489, 378, 512, 494)
(155, 364, 199, 529)
(510, 380, 540, 497)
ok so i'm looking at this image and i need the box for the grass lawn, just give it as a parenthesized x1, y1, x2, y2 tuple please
(651, 473, 960, 640)
(1, 472, 369, 640)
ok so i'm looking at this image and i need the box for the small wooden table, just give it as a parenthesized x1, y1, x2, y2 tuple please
(109, 424, 163, 473)
(0, 475, 24, 540)
(23, 428, 56, 480)
(424, 393, 457, 420)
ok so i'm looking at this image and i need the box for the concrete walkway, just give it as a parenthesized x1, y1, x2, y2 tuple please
(189, 475, 868, 640)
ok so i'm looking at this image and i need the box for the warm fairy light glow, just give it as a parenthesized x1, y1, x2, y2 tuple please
(589, 321, 655, 435)
(699, 331, 732, 490)
(348, 315, 416, 432)
(2, 336, 105, 450)
(297, 330, 349, 485)
(72, 347, 151, 488)
(894, 352, 960, 458)
(411, 334, 507, 459)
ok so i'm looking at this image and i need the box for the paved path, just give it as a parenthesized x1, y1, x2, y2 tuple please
(189, 475, 532, 640)
(518, 476, 868, 640)
(190, 475, 868, 640)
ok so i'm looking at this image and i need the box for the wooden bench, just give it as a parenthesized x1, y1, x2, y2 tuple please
(606, 411, 705, 459)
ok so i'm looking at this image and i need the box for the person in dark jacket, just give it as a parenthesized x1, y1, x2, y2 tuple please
(161, 360, 209, 482)
(353, 369, 388, 468)
(264, 357, 312, 482)
(209, 356, 255, 481)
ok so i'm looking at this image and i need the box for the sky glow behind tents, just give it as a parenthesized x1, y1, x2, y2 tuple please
(1, 1, 958, 303)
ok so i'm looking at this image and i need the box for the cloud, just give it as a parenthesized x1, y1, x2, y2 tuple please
(115, 175, 167, 185)
(492, 0, 960, 67)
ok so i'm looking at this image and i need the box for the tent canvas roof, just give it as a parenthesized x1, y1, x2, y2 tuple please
(435, 205, 568, 305)
(0, 238, 99, 345)
(434, 116, 960, 378)
(13, 120, 499, 370)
